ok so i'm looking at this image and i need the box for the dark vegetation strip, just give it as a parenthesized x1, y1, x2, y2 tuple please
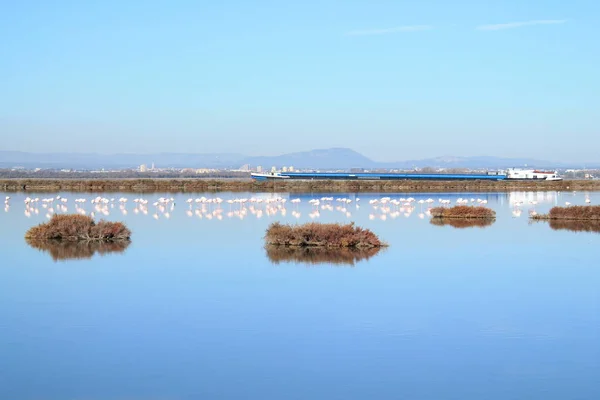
(2, 178, 600, 193)
(265, 222, 386, 248)
(429, 206, 496, 219)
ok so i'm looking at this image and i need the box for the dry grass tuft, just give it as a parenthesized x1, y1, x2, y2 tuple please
(531, 206, 600, 221)
(25, 214, 131, 241)
(429, 205, 496, 219)
(265, 222, 386, 248)
(265, 245, 382, 266)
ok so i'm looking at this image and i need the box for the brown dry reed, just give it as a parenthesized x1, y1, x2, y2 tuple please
(25, 214, 131, 241)
(531, 206, 600, 221)
(265, 222, 386, 248)
(429, 206, 496, 219)
(266, 245, 382, 266)
(26, 239, 130, 261)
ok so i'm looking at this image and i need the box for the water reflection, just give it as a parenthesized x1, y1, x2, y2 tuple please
(265, 245, 382, 266)
(430, 218, 495, 229)
(26, 239, 130, 261)
(508, 191, 559, 207)
(6, 192, 597, 224)
(3, 190, 600, 399)
(548, 219, 600, 233)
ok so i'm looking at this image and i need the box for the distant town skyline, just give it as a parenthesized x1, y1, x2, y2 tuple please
(1, 0, 598, 161)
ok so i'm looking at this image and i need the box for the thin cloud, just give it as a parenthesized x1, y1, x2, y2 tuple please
(477, 19, 566, 31)
(346, 25, 433, 36)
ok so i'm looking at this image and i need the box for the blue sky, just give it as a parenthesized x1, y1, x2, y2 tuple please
(0, 0, 598, 162)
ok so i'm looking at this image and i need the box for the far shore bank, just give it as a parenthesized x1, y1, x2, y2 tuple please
(1, 178, 599, 193)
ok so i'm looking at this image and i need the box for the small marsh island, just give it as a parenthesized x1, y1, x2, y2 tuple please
(428, 206, 496, 228)
(25, 215, 132, 261)
(265, 222, 386, 248)
(530, 205, 600, 221)
(531, 205, 600, 233)
(26, 214, 131, 242)
(430, 205, 496, 220)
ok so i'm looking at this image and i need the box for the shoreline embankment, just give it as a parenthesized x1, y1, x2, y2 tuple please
(1, 178, 600, 193)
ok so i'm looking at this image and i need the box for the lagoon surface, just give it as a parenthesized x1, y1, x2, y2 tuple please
(1, 191, 599, 400)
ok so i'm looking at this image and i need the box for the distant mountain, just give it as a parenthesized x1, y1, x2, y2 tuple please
(391, 156, 571, 169)
(0, 151, 245, 169)
(241, 148, 375, 169)
(0, 149, 593, 170)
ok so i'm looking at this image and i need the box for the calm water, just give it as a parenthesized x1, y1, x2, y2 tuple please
(1, 191, 599, 400)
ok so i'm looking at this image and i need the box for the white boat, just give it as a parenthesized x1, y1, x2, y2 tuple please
(505, 168, 562, 181)
(251, 172, 290, 181)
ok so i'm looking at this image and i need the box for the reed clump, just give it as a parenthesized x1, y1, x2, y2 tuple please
(429, 205, 496, 219)
(430, 217, 495, 229)
(25, 214, 131, 241)
(531, 206, 600, 221)
(266, 245, 382, 266)
(265, 222, 386, 248)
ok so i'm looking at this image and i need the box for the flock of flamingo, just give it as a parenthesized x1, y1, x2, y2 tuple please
(1, 192, 593, 222)
(511, 192, 592, 217)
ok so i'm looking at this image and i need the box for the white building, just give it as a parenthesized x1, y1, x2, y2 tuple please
(139, 164, 147, 172)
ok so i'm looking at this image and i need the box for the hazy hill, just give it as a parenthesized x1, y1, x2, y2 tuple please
(0, 148, 589, 170)
(241, 148, 375, 169)
(0, 151, 245, 169)
(393, 156, 571, 170)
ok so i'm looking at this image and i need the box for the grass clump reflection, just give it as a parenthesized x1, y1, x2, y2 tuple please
(26, 238, 130, 261)
(430, 218, 494, 229)
(549, 219, 600, 233)
(543, 219, 600, 233)
(266, 245, 382, 266)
